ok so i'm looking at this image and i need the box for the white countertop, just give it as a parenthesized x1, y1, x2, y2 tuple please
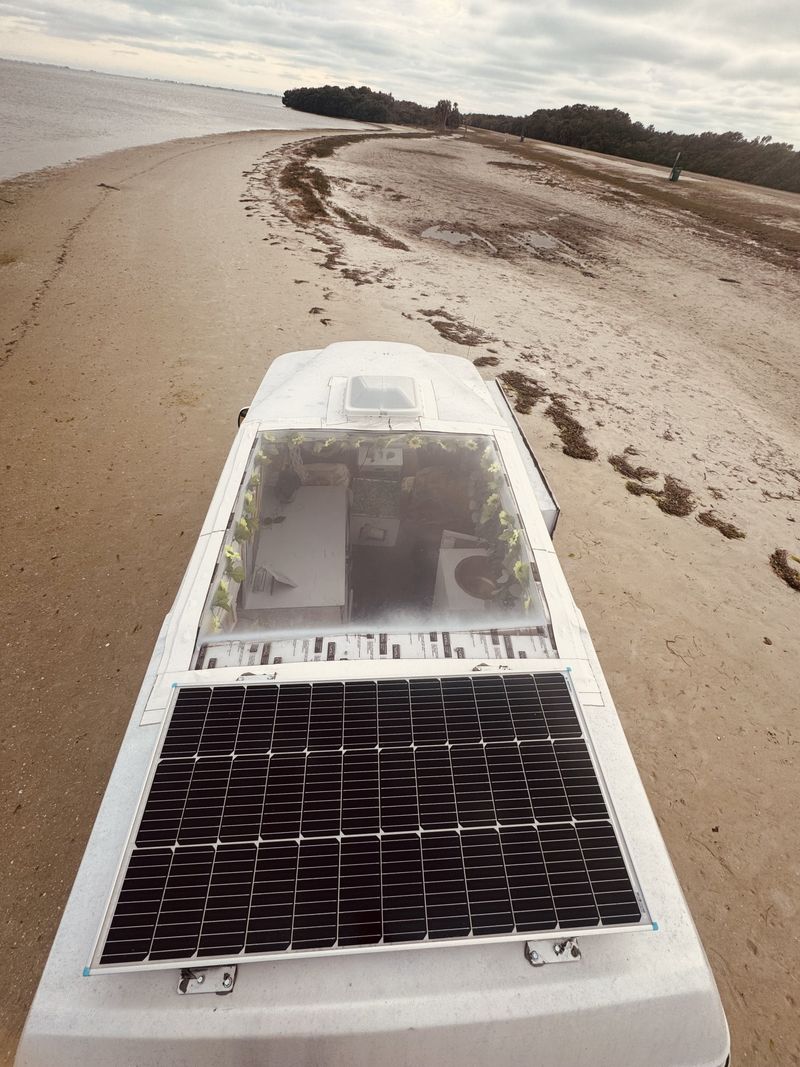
(244, 485, 347, 610)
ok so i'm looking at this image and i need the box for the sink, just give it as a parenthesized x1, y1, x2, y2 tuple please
(453, 554, 498, 599)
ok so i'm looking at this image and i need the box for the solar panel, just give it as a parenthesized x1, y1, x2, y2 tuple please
(92, 672, 649, 971)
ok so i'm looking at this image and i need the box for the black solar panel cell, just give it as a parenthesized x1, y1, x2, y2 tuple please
(135, 758, 194, 848)
(307, 682, 345, 751)
(301, 752, 343, 838)
(461, 829, 514, 935)
(197, 685, 244, 756)
(535, 675, 581, 738)
(379, 748, 420, 832)
(441, 676, 481, 743)
(502, 674, 548, 741)
(197, 844, 256, 957)
(555, 739, 609, 821)
(381, 834, 427, 943)
(261, 753, 305, 838)
(272, 683, 311, 751)
(177, 757, 231, 845)
(160, 686, 211, 758)
(519, 741, 572, 824)
(236, 684, 278, 753)
(293, 839, 339, 949)
(539, 824, 599, 929)
(219, 755, 269, 841)
(99, 847, 173, 964)
(450, 744, 496, 826)
(415, 745, 458, 830)
(471, 675, 515, 742)
(500, 827, 557, 932)
(338, 837, 382, 946)
(247, 841, 298, 952)
(377, 679, 413, 747)
(343, 681, 377, 749)
(97, 674, 645, 969)
(148, 846, 215, 960)
(483, 743, 534, 824)
(577, 822, 642, 925)
(409, 677, 448, 746)
(341, 750, 380, 835)
(421, 831, 471, 939)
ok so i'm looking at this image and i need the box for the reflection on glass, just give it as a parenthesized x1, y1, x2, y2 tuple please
(194, 430, 556, 668)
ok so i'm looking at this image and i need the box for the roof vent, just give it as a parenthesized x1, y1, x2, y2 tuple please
(344, 375, 421, 417)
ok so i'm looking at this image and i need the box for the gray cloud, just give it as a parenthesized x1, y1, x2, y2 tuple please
(1, 0, 798, 143)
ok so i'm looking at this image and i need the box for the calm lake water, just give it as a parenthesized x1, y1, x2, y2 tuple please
(0, 59, 362, 180)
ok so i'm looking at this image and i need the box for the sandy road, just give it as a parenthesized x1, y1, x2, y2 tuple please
(1, 126, 799, 1064)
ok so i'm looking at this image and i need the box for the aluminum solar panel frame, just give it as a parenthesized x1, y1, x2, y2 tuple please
(88, 671, 652, 974)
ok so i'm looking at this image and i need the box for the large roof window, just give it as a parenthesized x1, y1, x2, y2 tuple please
(193, 429, 555, 668)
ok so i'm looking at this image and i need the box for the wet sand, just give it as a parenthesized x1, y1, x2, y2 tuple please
(1, 127, 799, 1064)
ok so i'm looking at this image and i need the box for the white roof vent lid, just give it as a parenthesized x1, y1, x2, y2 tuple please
(344, 375, 421, 417)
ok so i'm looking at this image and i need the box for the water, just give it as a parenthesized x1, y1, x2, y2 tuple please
(0, 59, 363, 181)
(422, 225, 472, 245)
(422, 225, 497, 253)
(514, 230, 559, 250)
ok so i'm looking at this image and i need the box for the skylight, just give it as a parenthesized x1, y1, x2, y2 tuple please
(193, 428, 556, 668)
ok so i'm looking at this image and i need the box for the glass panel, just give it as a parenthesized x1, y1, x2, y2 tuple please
(193, 430, 556, 668)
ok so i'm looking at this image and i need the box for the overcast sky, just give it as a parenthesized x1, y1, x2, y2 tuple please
(2, 0, 799, 144)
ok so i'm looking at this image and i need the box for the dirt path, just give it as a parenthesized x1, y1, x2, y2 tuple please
(1, 128, 798, 1064)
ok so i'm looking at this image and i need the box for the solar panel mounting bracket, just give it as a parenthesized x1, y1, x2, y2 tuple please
(524, 938, 581, 968)
(177, 965, 237, 996)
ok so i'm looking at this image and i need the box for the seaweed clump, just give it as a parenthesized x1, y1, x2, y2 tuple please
(624, 474, 696, 516)
(545, 399, 598, 461)
(331, 206, 409, 250)
(279, 160, 330, 219)
(418, 308, 495, 347)
(657, 475, 696, 516)
(473, 355, 500, 367)
(769, 549, 800, 591)
(499, 370, 597, 460)
(696, 511, 746, 540)
(498, 370, 547, 414)
(609, 452, 658, 481)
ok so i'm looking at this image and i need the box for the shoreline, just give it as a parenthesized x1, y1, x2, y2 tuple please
(0, 56, 369, 181)
(2, 125, 799, 1064)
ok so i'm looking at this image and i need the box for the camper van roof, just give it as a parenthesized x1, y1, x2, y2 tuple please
(17, 343, 729, 1067)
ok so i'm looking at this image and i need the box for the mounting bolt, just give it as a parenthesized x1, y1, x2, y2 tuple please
(222, 972, 233, 989)
(195, 973, 205, 984)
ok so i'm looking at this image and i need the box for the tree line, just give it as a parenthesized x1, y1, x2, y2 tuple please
(282, 86, 461, 129)
(282, 85, 799, 193)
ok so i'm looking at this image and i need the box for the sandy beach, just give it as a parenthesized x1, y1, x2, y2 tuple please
(1, 125, 798, 1064)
